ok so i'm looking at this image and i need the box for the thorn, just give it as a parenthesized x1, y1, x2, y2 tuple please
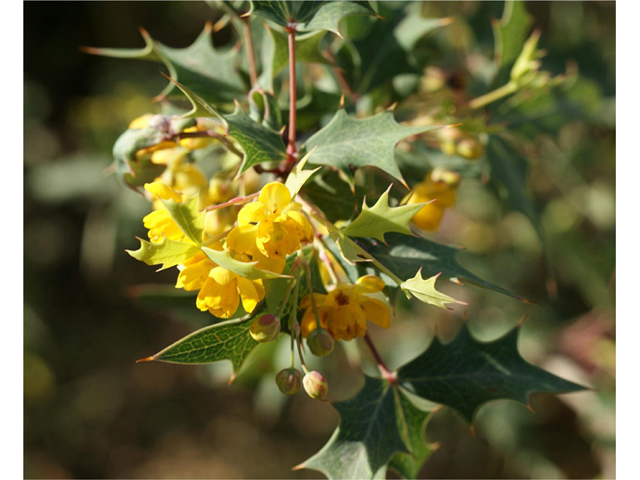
(212, 17, 229, 33)
(469, 425, 476, 437)
(461, 310, 468, 321)
(339, 95, 345, 109)
(375, 14, 386, 21)
(138, 26, 151, 39)
(292, 463, 305, 471)
(521, 298, 539, 306)
(450, 277, 463, 285)
(239, 11, 251, 18)
(136, 356, 155, 363)
(440, 17, 455, 26)
(228, 373, 237, 385)
(203, 20, 213, 32)
(387, 102, 398, 111)
(334, 30, 344, 39)
(526, 404, 536, 414)
(79, 46, 100, 55)
(431, 405, 444, 414)
(151, 92, 167, 103)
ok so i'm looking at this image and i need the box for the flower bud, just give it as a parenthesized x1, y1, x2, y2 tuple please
(306, 328, 335, 357)
(275, 368, 302, 395)
(303, 371, 329, 400)
(456, 138, 484, 160)
(249, 314, 280, 343)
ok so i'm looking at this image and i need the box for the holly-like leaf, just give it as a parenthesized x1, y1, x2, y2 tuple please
(112, 127, 167, 192)
(397, 323, 586, 423)
(298, 376, 409, 479)
(492, 1, 533, 86)
(284, 149, 321, 197)
(168, 78, 288, 174)
(343, 186, 425, 242)
(250, 1, 376, 35)
(140, 314, 263, 379)
(400, 270, 465, 310)
(359, 233, 526, 302)
(201, 246, 290, 281)
(263, 27, 333, 81)
(300, 168, 356, 223)
(388, 392, 437, 480)
(303, 109, 442, 185)
(161, 195, 205, 245)
(226, 104, 288, 174)
(83, 23, 247, 106)
(127, 237, 201, 271)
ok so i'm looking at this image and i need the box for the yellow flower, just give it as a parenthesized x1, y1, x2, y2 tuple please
(129, 113, 155, 129)
(176, 249, 265, 318)
(300, 276, 391, 341)
(178, 125, 214, 150)
(143, 182, 188, 243)
(405, 169, 460, 232)
(232, 182, 314, 259)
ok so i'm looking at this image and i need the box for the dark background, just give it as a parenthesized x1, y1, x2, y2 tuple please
(24, 2, 615, 478)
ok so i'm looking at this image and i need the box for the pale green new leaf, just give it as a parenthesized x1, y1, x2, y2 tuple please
(161, 195, 205, 246)
(201, 246, 289, 281)
(343, 186, 425, 241)
(127, 237, 201, 271)
(400, 270, 465, 310)
(284, 149, 321, 197)
(303, 109, 442, 185)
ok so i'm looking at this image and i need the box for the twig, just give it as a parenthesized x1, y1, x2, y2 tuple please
(204, 192, 259, 211)
(364, 333, 396, 384)
(241, 18, 258, 86)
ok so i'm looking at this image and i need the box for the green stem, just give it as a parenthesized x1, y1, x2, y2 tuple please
(286, 26, 297, 162)
(468, 81, 518, 110)
(300, 255, 322, 330)
(276, 278, 296, 319)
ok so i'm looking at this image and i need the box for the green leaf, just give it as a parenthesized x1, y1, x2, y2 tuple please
(359, 232, 526, 302)
(161, 195, 205, 245)
(112, 127, 167, 192)
(201, 246, 290, 281)
(492, 1, 533, 86)
(397, 323, 586, 423)
(299, 376, 409, 479)
(343, 186, 425, 241)
(303, 109, 441, 185)
(127, 237, 201, 271)
(84, 24, 247, 106)
(300, 168, 356, 223)
(226, 104, 288, 174)
(250, 1, 376, 35)
(143, 314, 262, 378)
(284, 150, 321, 197)
(249, 88, 283, 131)
(265, 27, 332, 80)
(388, 392, 437, 480)
(400, 270, 465, 310)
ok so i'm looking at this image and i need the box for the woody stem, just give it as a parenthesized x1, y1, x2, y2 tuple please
(364, 333, 396, 384)
(241, 17, 258, 86)
(286, 25, 297, 162)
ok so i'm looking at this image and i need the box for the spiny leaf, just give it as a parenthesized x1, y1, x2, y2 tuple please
(343, 185, 425, 242)
(161, 195, 205, 245)
(388, 392, 437, 480)
(299, 376, 409, 479)
(112, 127, 167, 192)
(84, 23, 246, 105)
(226, 104, 288, 174)
(168, 78, 288, 174)
(302, 109, 442, 185)
(284, 149, 321, 197)
(127, 237, 201, 271)
(359, 232, 526, 302)
(400, 270, 465, 310)
(141, 314, 263, 378)
(397, 323, 586, 423)
(250, 1, 376, 35)
(300, 169, 357, 223)
(201, 246, 290, 281)
(492, 1, 533, 86)
(264, 27, 332, 80)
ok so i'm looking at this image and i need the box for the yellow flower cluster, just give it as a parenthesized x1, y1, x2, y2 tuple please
(300, 276, 391, 341)
(141, 179, 315, 319)
(405, 168, 460, 231)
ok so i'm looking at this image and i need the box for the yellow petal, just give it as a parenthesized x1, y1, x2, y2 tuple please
(354, 275, 385, 294)
(238, 201, 268, 226)
(412, 203, 444, 231)
(259, 182, 291, 215)
(226, 224, 258, 254)
(210, 266, 237, 285)
(360, 298, 391, 328)
(237, 277, 264, 314)
(128, 113, 154, 129)
(300, 293, 327, 309)
(144, 182, 183, 203)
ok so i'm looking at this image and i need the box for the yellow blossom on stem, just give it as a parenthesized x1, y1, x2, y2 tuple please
(300, 276, 391, 341)
(230, 182, 314, 260)
(404, 168, 460, 231)
(143, 182, 188, 243)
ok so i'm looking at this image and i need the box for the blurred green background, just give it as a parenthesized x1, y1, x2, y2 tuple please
(24, 1, 615, 478)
